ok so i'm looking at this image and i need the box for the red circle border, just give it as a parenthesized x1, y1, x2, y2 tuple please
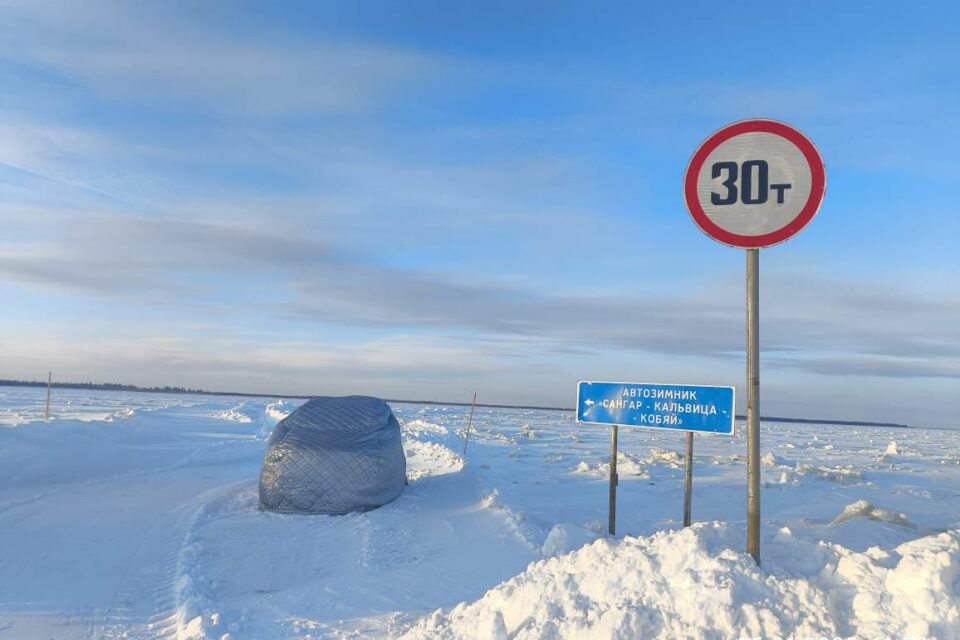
(683, 119, 826, 249)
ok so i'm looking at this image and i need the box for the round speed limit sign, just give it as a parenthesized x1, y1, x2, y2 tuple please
(684, 119, 825, 248)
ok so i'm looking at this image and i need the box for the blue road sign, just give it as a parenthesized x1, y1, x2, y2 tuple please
(576, 381, 735, 435)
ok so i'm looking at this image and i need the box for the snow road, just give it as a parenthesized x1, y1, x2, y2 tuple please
(0, 386, 958, 639)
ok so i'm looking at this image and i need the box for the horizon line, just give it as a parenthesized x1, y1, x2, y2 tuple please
(0, 377, 912, 430)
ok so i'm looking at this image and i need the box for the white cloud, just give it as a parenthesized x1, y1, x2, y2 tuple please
(4, 199, 960, 384)
(0, 2, 439, 115)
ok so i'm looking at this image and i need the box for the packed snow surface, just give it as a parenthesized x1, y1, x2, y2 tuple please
(0, 386, 958, 639)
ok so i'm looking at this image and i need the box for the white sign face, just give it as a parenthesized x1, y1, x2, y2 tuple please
(684, 120, 825, 249)
(696, 132, 812, 237)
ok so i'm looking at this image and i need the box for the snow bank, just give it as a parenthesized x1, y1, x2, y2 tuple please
(211, 406, 252, 424)
(574, 448, 686, 478)
(793, 462, 862, 482)
(400, 523, 960, 640)
(112, 407, 136, 420)
(647, 447, 682, 466)
(404, 439, 463, 481)
(760, 451, 790, 466)
(402, 419, 449, 437)
(830, 499, 917, 529)
(573, 451, 649, 478)
(540, 524, 598, 558)
(265, 400, 292, 422)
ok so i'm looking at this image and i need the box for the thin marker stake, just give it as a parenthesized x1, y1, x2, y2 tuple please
(461, 392, 477, 460)
(45, 371, 52, 422)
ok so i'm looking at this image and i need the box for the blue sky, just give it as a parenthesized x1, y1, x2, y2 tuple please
(1, 1, 959, 426)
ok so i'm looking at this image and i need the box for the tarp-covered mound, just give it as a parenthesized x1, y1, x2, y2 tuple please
(258, 396, 406, 514)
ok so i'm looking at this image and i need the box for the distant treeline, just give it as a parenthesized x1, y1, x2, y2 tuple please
(0, 379, 909, 429)
(0, 379, 208, 394)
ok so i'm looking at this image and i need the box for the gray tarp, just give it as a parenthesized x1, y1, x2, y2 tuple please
(258, 396, 406, 514)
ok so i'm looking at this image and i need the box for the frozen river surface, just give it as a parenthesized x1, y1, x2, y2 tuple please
(0, 386, 957, 639)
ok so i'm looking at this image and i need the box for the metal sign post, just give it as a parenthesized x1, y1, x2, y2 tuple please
(683, 119, 826, 564)
(608, 424, 618, 535)
(683, 431, 694, 527)
(577, 381, 736, 535)
(746, 248, 760, 558)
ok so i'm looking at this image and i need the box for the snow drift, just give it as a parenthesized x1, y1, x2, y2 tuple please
(401, 522, 960, 640)
(258, 396, 406, 514)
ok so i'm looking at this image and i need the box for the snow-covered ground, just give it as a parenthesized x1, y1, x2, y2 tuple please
(0, 385, 958, 639)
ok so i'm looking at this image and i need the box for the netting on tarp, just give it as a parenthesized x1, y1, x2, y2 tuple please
(258, 396, 407, 515)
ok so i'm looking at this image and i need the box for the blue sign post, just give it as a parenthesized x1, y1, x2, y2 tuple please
(576, 381, 735, 535)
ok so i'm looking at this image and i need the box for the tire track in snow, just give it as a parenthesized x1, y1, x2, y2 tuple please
(96, 480, 252, 640)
